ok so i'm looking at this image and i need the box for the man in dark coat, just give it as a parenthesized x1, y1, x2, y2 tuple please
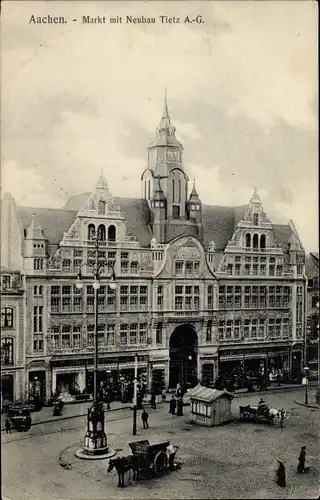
(150, 392, 156, 410)
(279, 409, 285, 428)
(5, 418, 11, 434)
(141, 409, 149, 429)
(169, 395, 176, 415)
(176, 398, 183, 416)
(276, 459, 286, 487)
(297, 446, 306, 473)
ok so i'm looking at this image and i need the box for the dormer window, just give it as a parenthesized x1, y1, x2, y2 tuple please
(1, 275, 11, 289)
(253, 214, 259, 225)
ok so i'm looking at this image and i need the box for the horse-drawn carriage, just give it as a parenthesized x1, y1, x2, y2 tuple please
(239, 399, 283, 425)
(108, 439, 176, 487)
(129, 440, 169, 477)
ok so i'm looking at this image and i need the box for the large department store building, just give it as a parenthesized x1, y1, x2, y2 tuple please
(1, 97, 307, 402)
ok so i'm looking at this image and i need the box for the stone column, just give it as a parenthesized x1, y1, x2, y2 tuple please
(46, 367, 52, 403)
(77, 370, 86, 393)
(51, 370, 57, 396)
(164, 360, 170, 391)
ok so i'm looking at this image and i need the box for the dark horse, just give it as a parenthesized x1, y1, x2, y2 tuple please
(107, 455, 140, 487)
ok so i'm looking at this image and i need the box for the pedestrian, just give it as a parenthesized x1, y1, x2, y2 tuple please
(141, 409, 149, 429)
(276, 459, 286, 487)
(279, 409, 285, 428)
(176, 383, 182, 398)
(150, 392, 156, 410)
(169, 395, 176, 415)
(5, 418, 11, 434)
(176, 398, 183, 416)
(167, 444, 179, 470)
(297, 446, 306, 473)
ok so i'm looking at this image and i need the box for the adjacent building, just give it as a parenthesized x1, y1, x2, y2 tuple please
(1, 266, 26, 407)
(305, 252, 319, 373)
(1, 96, 307, 402)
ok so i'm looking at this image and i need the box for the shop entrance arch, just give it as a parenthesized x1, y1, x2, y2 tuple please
(169, 325, 198, 389)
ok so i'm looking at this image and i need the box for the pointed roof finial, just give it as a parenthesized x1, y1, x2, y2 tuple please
(250, 186, 262, 204)
(189, 179, 201, 202)
(162, 86, 169, 119)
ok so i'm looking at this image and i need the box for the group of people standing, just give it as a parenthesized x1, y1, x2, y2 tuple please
(276, 446, 309, 488)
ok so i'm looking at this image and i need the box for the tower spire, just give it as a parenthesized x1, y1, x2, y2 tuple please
(162, 87, 169, 119)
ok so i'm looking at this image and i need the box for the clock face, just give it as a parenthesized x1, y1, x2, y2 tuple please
(166, 149, 181, 162)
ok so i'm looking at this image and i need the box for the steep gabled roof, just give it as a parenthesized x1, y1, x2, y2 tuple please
(272, 224, 293, 249)
(202, 204, 247, 250)
(305, 253, 319, 278)
(15, 196, 295, 253)
(17, 206, 77, 245)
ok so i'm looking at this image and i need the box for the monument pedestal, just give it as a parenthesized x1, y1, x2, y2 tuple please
(75, 401, 116, 460)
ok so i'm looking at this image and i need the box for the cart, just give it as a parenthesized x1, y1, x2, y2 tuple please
(128, 440, 170, 477)
(239, 404, 275, 424)
(7, 404, 32, 431)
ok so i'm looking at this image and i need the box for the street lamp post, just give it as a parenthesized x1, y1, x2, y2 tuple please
(132, 352, 138, 435)
(303, 366, 309, 405)
(75, 234, 117, 460)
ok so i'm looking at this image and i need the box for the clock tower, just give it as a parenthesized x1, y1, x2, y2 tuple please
(142, 91, 202, 243)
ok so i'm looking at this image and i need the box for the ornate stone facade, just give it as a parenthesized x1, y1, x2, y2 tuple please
(0, 96, 306, 399)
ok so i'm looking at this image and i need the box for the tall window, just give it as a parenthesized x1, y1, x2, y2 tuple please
(260, 234, 266, 249)
(253, 234, 259, 249)
(207, 286, 213, 309)
(172, 179, 175, 203)
(108, 225, 116, 241)
(172, 205, 180, 219)
(157, 286, 163, 309)
(33, 306, 43, 332)
(178, 179, 181, 203)
(98, 224, 106, 241)
(88, 224, 95, 240)
(245, 233, 251, 248)
(98, 200, 106, 215)
(1, 338, 13, 365)
(107, 324, 115, 345)
(148, 180, 151, 200)
(1, 307, 14, 328)
(206, 320, 212, 342)
(156, 322, 163, 343)
(253, 214, 259, 225)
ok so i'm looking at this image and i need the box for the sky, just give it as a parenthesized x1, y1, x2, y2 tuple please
(1, 0, 318, 251)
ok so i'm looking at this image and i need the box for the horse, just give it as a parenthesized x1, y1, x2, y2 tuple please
(107, 455, 140, 487)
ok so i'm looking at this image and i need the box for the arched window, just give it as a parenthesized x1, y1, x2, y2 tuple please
(39, 285, 43, 296)
(260, 234, 266, 249)
(245, 233, 251, 248)
(144, 181, 147, 199)
(253, 214, 259, 226)
(88, 224, 95, 241)
(253, 234, 259, 249)
(98, 224, 106, 241)
(148, 180, 151, 200)
(108, 225, 116, 242)
(178, 179, 181, 203)
(1, 308, 14, 328)
(1, 338, 14, 365)
(172, 179, 175, 203)
(34, 285, 38, 296)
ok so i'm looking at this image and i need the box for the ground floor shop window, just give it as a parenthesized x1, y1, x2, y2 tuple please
(1, 374, 14, 404)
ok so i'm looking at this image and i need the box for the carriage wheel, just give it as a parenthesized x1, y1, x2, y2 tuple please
(153, 451, 168, 476)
